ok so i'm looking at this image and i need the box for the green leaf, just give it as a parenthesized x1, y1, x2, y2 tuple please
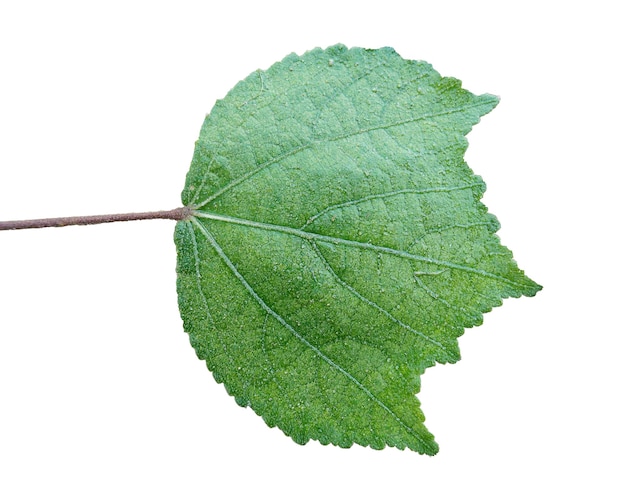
(174, 45, 541, 454)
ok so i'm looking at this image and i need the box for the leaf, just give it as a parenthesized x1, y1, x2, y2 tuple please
(174, 45, 541, 454)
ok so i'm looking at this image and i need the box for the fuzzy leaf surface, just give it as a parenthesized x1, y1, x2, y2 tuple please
(174, 45, 541, 454)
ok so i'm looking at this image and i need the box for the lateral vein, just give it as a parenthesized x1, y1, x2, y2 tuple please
(192, 100, 495, 209)
(309, 239, 452, 358)
(190, 217, 429, 446)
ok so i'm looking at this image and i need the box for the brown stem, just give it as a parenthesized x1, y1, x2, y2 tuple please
(0, 206, 192, 231)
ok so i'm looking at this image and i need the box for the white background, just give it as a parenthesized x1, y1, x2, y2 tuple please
(0, 1, 623, 477)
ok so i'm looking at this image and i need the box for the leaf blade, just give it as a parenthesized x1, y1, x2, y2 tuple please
(175, 45, 541, 453)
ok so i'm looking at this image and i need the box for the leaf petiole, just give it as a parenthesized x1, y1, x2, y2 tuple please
(0, 206, 192, 231)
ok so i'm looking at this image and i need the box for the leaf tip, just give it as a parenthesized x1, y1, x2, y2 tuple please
(478, 93, 500, 114)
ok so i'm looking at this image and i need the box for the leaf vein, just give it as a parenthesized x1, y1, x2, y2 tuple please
(187, 221, 231, 363)
(309, 240, 452, 358)
(192, 211, 527, 288)
(300, 183, 484, 230)
(413, 272, 479, 321)
(193, 100, 495, 208)
(187, 221, 213, 325)
(190, 217, 430, 447)
(189, 148, 217, 206)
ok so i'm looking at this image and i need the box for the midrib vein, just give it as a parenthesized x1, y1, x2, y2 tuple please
(189, 217, 430, 448)
(190, 210, 526, 288)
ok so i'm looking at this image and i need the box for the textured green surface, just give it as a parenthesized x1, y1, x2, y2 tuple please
(174, 45, 541, 454)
